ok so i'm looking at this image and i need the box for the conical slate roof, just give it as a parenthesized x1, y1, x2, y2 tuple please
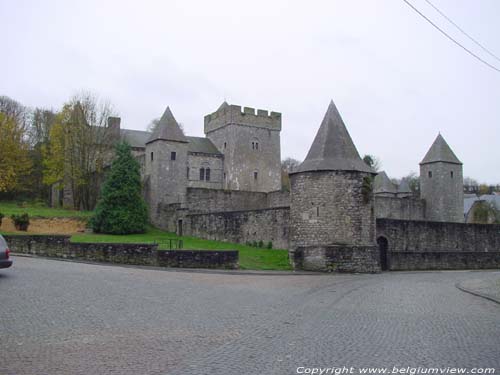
(374, 171, 398, 194)
(420, 134, 461, 165)
(293, 100, 375, 174)
(146, 107, 187, 144)
(397, 178, 412, 194)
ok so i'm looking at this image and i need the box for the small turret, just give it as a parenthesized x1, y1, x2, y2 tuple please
(419, 133, 464, 222)
(145, 107, 189, 226)
(289, 100, 378, 273)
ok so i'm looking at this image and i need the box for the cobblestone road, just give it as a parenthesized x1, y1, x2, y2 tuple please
(1, 257, 499, 375)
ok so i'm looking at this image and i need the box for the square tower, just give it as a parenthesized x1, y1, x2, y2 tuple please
(204, 102, 282, 193)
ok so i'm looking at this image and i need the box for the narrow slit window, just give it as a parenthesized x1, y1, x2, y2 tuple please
(171, 151, 176, 160)
(254, 171, 258, 180)
(187, 167, 190, 179)
(206, 168, 211, 181)
(428, 171, 432, 178)
(450, 171, 454, 178)
(150, 152, 154, 162)
(199, 168, 205, 181)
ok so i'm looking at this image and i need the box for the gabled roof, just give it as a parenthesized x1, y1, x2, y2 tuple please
(186, 136, 221, 155)
(120, 129, 150, 148)
(420, 134, 462, 165)
(374, 171, 398, 194)
(293, 100, 374, 174)
(146, 107, 187, 144)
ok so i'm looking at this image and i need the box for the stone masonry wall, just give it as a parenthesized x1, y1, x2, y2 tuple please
(187, 153, 224, 189)
(419, 162, 464, 223)
(376, 219, 500, 270)
(375, 196, 426, 220)
(290, 171, 376, 248)
(186, 207, 290, 249)
(5, 235, 238, 269)
(185, 188, 290, 214)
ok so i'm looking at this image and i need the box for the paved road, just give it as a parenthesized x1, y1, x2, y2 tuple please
(1, 257, 499, 375)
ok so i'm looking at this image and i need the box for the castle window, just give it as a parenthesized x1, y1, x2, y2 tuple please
(251, 137, 260, 151)
(428, 171, 432, 178)
(254, 171, 258, 180)
(171, 151, 176, 161)
(451, 171, 454, 178)
(224, 172, 226, 180)
(206, 168, 211, 181)
(224, 142, 227, 149)
(150, 152, 154, 162)
(187, 167, 190, 179)
(199, 168, 205, 181)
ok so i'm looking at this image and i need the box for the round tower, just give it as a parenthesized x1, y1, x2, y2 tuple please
(145, 107, 189, 227)
(289, 101, 379, 272)
(419, 133, 464, 223)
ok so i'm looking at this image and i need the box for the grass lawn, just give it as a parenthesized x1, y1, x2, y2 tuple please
(72, 227, 292, 271)
(0, 201, 92, 219)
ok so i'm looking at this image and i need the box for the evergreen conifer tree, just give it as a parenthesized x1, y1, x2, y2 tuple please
(91, 142, 148, 234)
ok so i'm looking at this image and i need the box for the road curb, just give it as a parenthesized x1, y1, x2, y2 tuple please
(455, 282, 500, 305)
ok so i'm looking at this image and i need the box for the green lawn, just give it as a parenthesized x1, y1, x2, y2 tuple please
(72, 227, 291, 271)
(0, 201, 92, 219)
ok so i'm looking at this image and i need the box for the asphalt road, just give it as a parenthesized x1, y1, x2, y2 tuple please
(1, 257, 499, 375)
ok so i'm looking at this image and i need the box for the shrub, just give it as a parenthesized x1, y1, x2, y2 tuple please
(0, 212, 4, 227)
(90, 142, 148, 234)
(252, 240, 258, 247)
(258, 240, 264, 248)
(11, 213, 30, 231)
(267, 241, 273, 249)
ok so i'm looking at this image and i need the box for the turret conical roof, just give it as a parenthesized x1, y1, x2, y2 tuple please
(420, 133, 461, 165)
(146, 107, 187, 144)
(374, 171, 398, 194)
(293, 100, 374, 174)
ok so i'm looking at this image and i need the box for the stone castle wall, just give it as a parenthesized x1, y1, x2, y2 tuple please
(187, 153, 224, 189)
(376, 219, 500, 270)
(290, 171, 376, 248)
(375, 196, 426, 220)
(185, 207, 290, 250)
(184, 188, 290, 213)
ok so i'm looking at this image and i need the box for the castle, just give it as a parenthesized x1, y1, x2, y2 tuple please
(109, 100, 499, 272)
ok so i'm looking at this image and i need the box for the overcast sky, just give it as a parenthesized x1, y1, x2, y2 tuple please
(1, 0, 499, 183)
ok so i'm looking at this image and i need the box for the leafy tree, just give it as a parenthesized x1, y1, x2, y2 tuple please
(43, 92, 117, 210)
(362, 154, 381, 172)
(0, 112, 32, 193)
(91, 142, 148, 234)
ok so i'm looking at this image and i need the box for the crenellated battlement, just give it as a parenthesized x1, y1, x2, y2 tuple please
(204, 103, 281, 134)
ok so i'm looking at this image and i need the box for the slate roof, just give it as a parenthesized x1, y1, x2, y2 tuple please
(420, 134, 462, 165)
(146, 107, 188, 144)
(464, 196, 481, 215)
(293, 100, 375, 174)
(398, 179, 412, 194)
(119, 129, 220, 155)
(374, 171, 398, 194)
(480, 194, 500, 210)
(120, 129, 150, 148)
(186, 136, 221, 155)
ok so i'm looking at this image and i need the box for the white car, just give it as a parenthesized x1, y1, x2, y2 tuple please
(0, 235, 13, 269)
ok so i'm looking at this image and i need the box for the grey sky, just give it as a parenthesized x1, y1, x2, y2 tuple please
(1, 0, 499, 183)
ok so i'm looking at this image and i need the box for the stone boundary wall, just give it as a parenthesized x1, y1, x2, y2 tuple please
(292, 245, 379, 273)
(185, 188, 290, 214)
(186, 207, 290, 249)
(376, 219, 500, 270)
(4, 235, 238, 269)
(374, 196, 426, 221)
